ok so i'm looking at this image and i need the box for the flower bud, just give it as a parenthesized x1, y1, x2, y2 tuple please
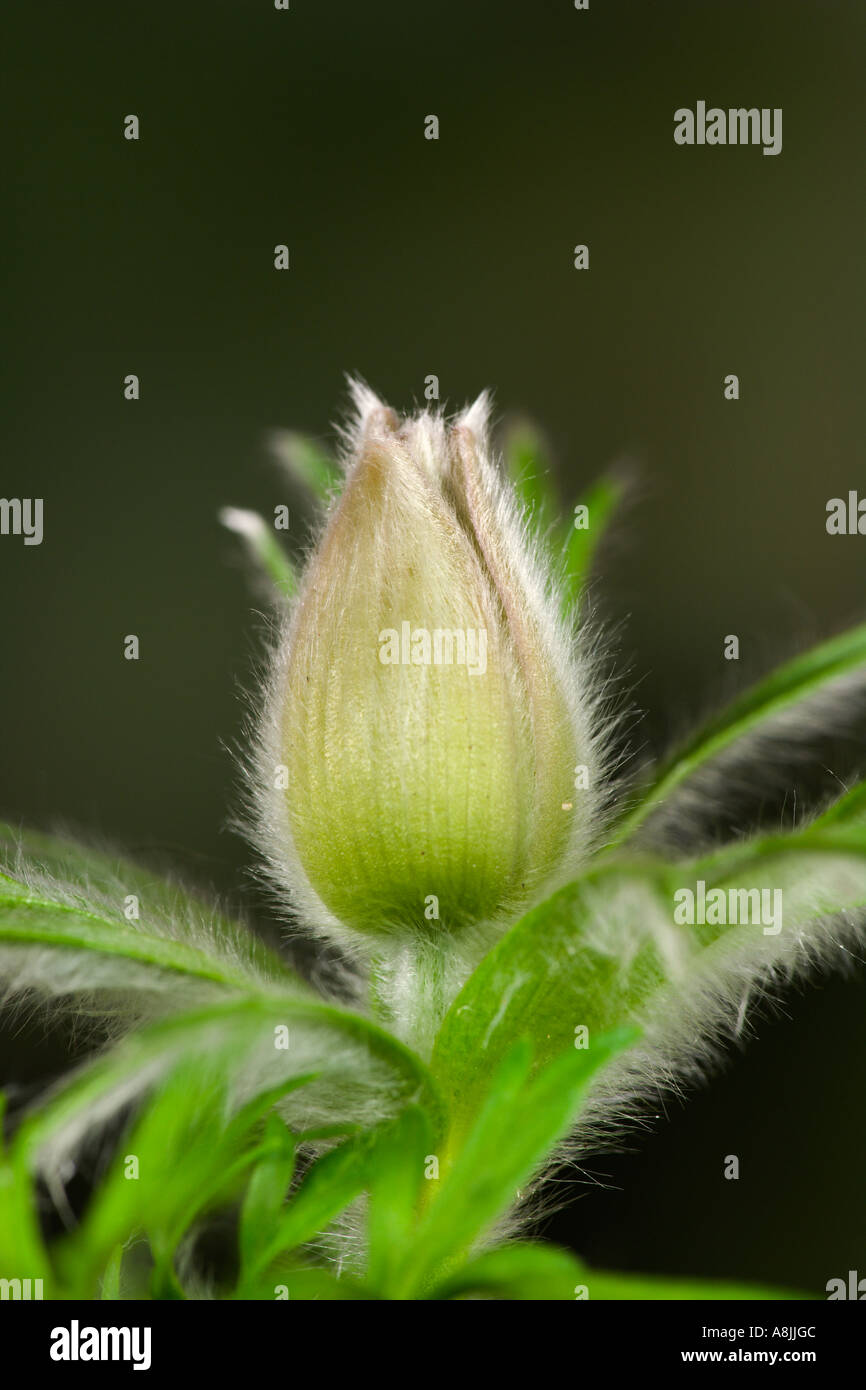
(255, 384, 599, 944)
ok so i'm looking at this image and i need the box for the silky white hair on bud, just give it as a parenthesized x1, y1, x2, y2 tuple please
(244, 382, 619, 1046)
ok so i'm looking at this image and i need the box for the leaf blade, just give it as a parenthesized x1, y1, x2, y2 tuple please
(609, 621, 866, 849)
(0, 823, 303, 1012)
(560, 468, 627, 616)
(398, 1029, 638, 1297)
(219, 507, 299, 600)
(268, 430, 342, 504)
(428, 1241, 585, 1301)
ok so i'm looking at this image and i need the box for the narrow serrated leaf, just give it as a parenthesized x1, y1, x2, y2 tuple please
(219, 507, 299, 600)
(610, 621, 866, 848)
(560, 469, 627, 615)
(366, 1104, 433, 1295)
(239, 1113, 297, 1276)
(581, 1268, 809, 1300)
(268, 430, 342, 503)
(429, 1241, 585, 1300)
(397, 1030, 637, 1296)
(502, 418, 559, 540)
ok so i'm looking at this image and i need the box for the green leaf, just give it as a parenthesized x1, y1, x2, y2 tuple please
(16, 997, 442, 1189)
(0, 822, 300, 1004)
(609, 620, 866, 849)
(98, 1245, 125, 1300)
(269, 430, 342, 504)
(246, 1107, 436, 1281)
(0, 1094, 53, 1284)
(813, 778, 866, 827)
(432, 814, 866, 1142)
(579, 1268, 809, 1300)
(670, 823, 866, 953)
(247, 1135, 372, 1275)
(0, 897, 291, 998)
(502, 418, 559, 539)
(54, 1066, 323, 1297)
(228, 1074, 323, 1142)
(239, 1113, 297, 1277)
(243, 1265, 373, 1300)
(0, 823, 200, 919)
(0, 823, 234, 926)
(219, 507, 299, 600)
(395, 1030, 637, 1297)
(56, 1067, 241, 1293)
(365, 1104, 432, 1295)
(560, 469, 627, 616)
(432, 863, 652, 1130)
(501, 421, 627, 619)
(25, 998, 437, 1295)
(429, 1241, 586, 1300)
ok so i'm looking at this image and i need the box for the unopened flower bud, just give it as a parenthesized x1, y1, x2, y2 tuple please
(255, 383, 599, 944)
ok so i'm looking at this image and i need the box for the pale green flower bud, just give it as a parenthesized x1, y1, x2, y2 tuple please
(255, 384, 599, 945)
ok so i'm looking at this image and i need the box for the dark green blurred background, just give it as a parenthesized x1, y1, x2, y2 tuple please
(2, 0, 864, 1292)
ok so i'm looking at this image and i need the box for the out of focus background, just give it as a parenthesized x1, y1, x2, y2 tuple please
(2, 0, 864, 1292)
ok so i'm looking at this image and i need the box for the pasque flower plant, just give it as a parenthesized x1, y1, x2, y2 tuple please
(2, 382, 866, 1300)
